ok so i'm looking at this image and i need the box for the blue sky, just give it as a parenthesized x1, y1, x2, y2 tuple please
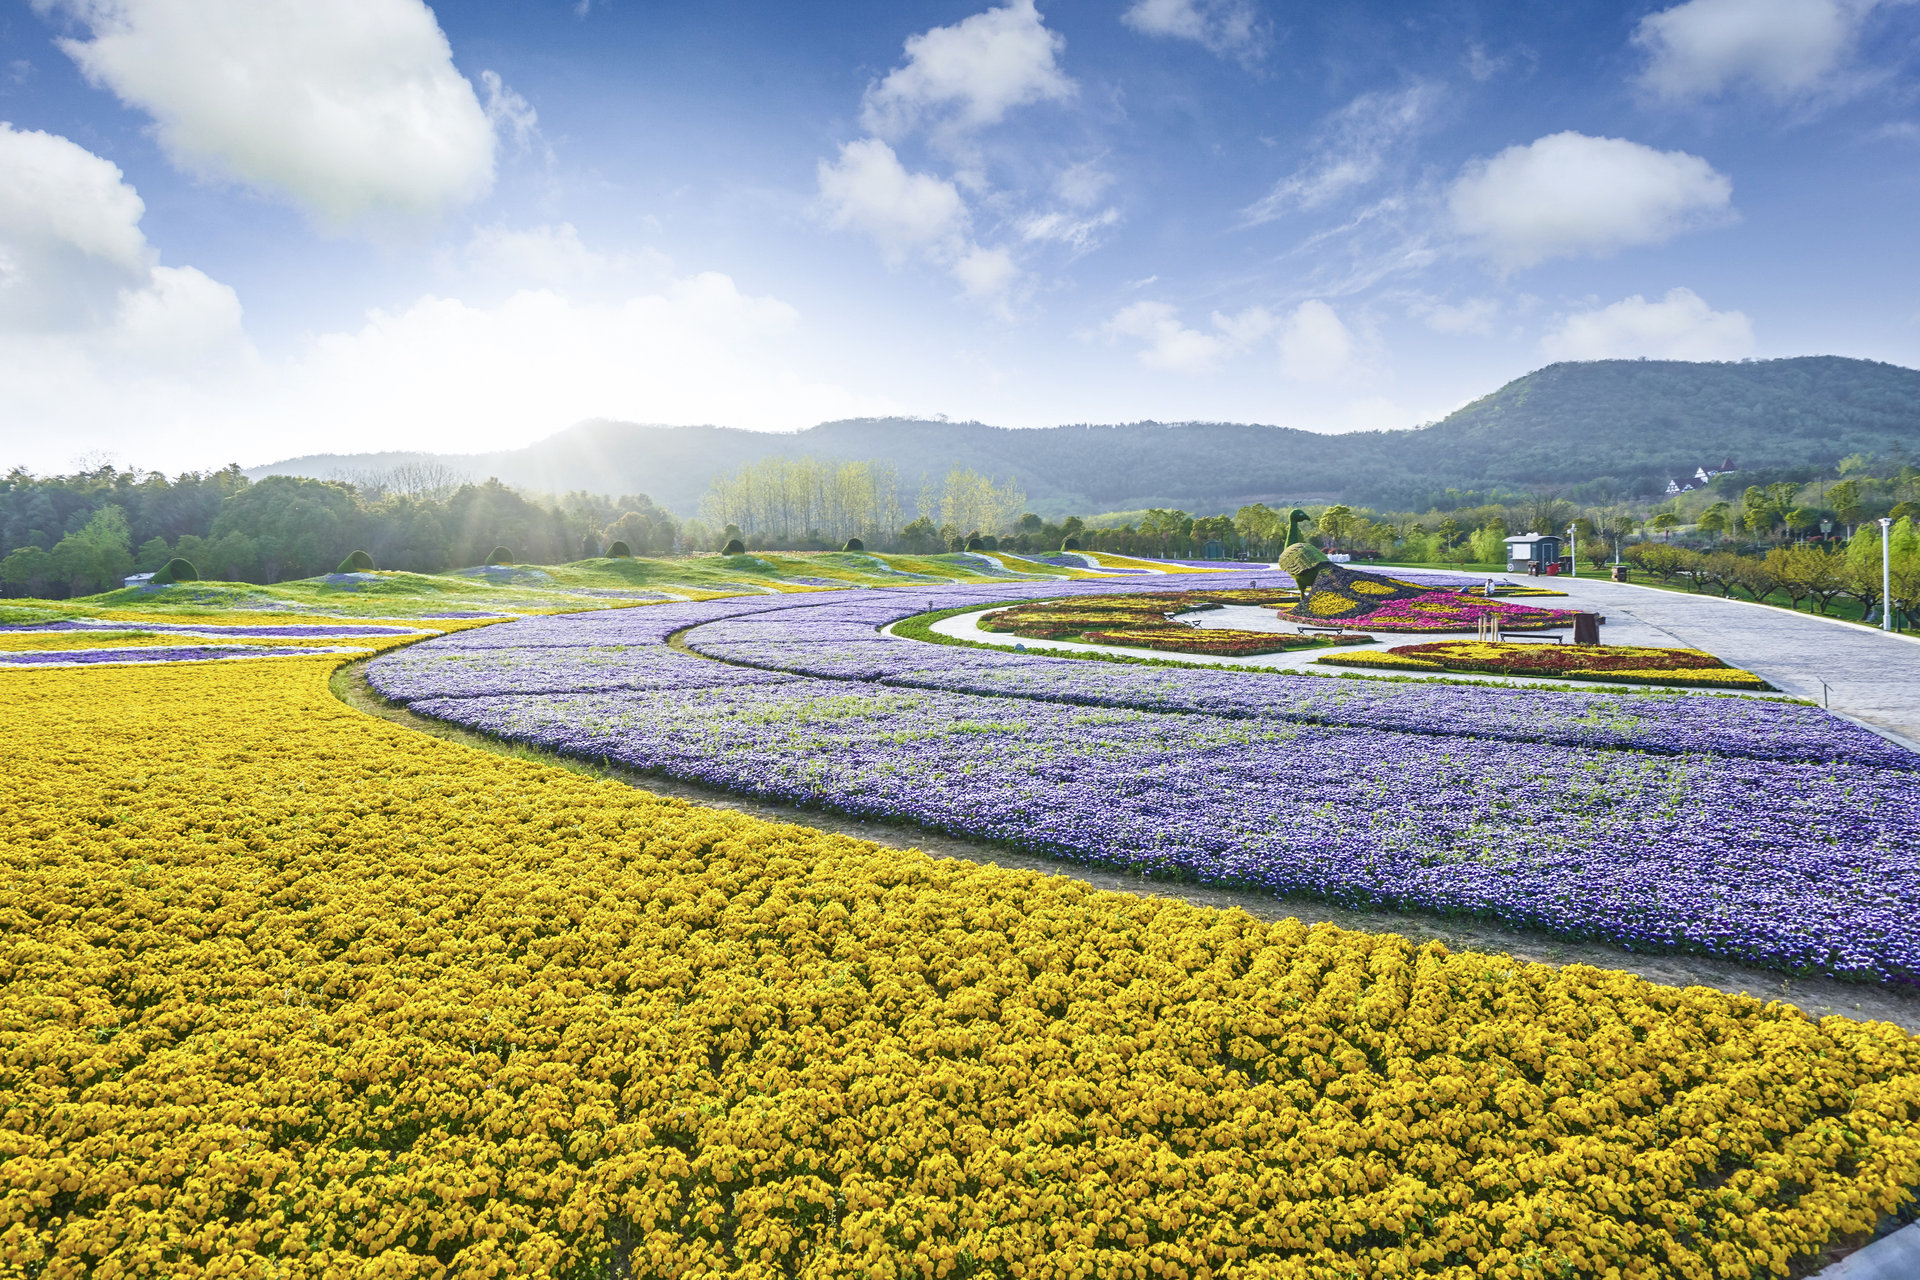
(1, 0, 1917, 473)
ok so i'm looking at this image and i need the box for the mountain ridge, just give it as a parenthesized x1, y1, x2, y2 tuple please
(253, 356, 1920, 516)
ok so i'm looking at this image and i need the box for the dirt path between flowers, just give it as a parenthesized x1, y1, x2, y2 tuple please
(332, 658, 1920, 1034)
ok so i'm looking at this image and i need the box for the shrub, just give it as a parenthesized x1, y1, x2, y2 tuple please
(843, 537, 865, 552)
(606, 540, 633, 558)
(722, 538, 747, 556)
(487, 547, 514, 565)
(1061, 537, 1081, 551)
(151, 557, 198, 584)
(335, 549, 375, 573)
(581, 535, 602, 559)
(965, 534, 986, 551)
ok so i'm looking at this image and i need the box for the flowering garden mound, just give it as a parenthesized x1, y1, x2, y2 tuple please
(1295, 589, 1581, 632)
(978, 588, 1368, 657)
(1319, 641, 1776, 690)
(3, 625, 1919, 1278)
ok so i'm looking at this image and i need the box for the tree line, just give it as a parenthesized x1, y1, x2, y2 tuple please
(0, 465, 682, 598)
(1624, 522, 1919, 623)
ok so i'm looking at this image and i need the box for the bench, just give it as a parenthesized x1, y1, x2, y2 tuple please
(1499, 631, 1565, 643)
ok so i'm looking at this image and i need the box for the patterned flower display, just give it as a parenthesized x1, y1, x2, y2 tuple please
(1321, 640, 1775, 689)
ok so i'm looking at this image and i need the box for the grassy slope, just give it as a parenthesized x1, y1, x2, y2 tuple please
(6, 550, 1157, 620)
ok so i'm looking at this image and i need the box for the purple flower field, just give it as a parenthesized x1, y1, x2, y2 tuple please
(368, 578, 1920, 981)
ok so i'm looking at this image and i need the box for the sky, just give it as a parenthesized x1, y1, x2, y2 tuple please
(1, 0, 1917, 474)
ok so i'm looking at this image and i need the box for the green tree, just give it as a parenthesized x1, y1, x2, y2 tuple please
(210, 475, 360, 581)
(1317, 505, 1354, 552)
(1827, 479, 1863, 534)
(0, 545, 55, 596)
(50, 505, 134, 595)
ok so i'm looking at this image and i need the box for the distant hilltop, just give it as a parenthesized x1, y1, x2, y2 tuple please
(253, 356, 1920, 516)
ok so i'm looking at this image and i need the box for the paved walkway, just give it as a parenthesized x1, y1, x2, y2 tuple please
(1534, 576, 1920, 752)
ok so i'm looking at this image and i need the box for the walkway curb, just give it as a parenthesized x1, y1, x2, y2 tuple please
(1810, 1220, 1920, 1279)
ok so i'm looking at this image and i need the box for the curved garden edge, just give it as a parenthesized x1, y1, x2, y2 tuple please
(329, 652, 1920, 1035)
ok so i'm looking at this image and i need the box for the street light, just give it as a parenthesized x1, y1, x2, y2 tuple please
(1566, 524, 1577, 577)
(1880, 517, 1894, 632)
(1820, 518, 1833, 545)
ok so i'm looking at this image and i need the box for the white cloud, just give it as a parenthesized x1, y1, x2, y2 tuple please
(1102, 301, 1353, 377)
(0, 124, 252, 460)
(1053, 159, 1113, 208)
(1018, 207, 1119, 254)
(38, 0, 499, 225)
(860, 0, 1074, 139)
(286, 275, 885, 447)
(816, 139, 1024, 309)
(1103, 301, 1230, 374)
(479, 69, 542, 159)
(1406, 294, 1500, 335)
(461, 223, 669, 288)
(0, 122, 148, 278)
(1243, 84, 1441, 224)
(1540, 288, 1755, 361)
(1634, 0, 1881, 101)
(3, 269, 897, 469)
(1276, 300, 1359, 382)
(0, 121, 246, 362)
(816, 139, 970, 264)
(108, 264, 246, 363)
(952, 244, 1019, 305)
(1448, 132, 1733, 272)
(1120, 0, 1265, 61)
(1209, 305, 1276, 346)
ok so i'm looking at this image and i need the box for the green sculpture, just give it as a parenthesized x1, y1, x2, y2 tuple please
(1276, 508, 1332, 587)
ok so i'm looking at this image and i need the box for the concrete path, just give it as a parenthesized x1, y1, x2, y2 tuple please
(1522, 576, 1920, 752)
(1812, 1221, 1920, 1279)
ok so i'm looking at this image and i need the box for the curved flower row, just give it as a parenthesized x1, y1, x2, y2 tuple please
(368, 584, 1920, 980)
(2, 654, 1917, 1278)
(1319, 641, 1776, 690)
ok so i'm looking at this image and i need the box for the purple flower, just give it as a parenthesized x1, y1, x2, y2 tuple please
(368, 577, 1920, 983)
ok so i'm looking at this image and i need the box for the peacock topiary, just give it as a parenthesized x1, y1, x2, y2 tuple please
(1276, 508, 1332, 587)
(1061, 536, 1081, 552)
(151, 557, 198, 585)
(964, 533, 986, 552)
(843, 537, 865, 552)
(336, 549, 375, 573)
(487, 547, 514, 565)
(606, 540, 633, 558)
(721, 538, 747, 556)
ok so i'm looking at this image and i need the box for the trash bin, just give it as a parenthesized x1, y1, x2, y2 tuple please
(1609, 565, 1630, 583)
(1572, 613, 1600, 645)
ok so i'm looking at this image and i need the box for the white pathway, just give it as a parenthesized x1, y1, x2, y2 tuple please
(1521, 575, 1920, 752)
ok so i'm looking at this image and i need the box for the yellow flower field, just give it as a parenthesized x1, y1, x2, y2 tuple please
(1, 644, 1917, 1278)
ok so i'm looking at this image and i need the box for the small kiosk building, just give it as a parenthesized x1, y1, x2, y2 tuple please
(1503, 534, 1565, 574)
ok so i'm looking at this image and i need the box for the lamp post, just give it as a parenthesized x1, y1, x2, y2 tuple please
(1820, 518, 1832, 546)
(1566, 524, 1577, 577)
(1881, 517, 1894, 632)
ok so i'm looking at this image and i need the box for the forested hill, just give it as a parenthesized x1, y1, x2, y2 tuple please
(255, 356, 1920, 515)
